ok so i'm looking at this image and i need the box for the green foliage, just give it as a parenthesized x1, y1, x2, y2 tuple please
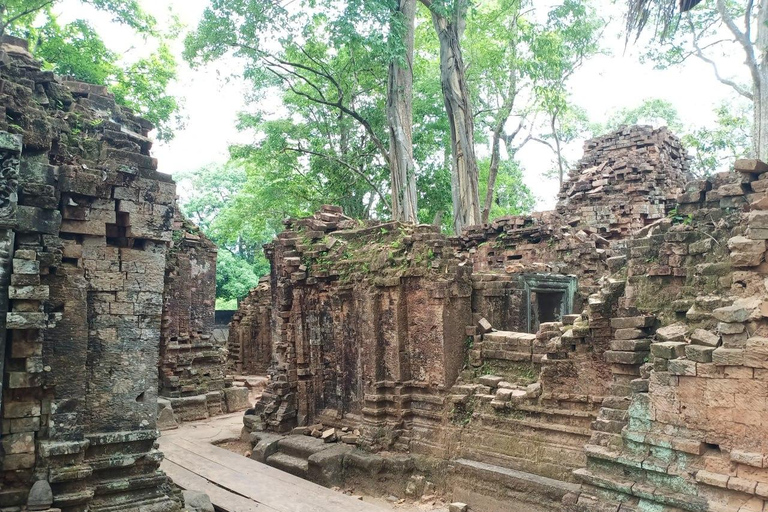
(32, 18, 116, 84)
(181, 0, 600, 258)
(0, 0, 153, 35)
(478, 159, 535, 218)
(178, 162, 271, 279)
(681, 100, 751, 177)
(604, 98, 684, 133)
(111, 43, 180, 142)
(215, 297, 238, 311)
(215, 250, 262, 303)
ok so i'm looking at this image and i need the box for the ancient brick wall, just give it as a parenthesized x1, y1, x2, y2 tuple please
(251, 209, 472, 439)
(0, 37, 180, 511)
(159, 215, 230, 420)
(227, 277, 272, 375)
(565, 159, 768, 512)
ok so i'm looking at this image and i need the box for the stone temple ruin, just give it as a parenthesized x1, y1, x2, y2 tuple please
(4, 30, 768, 512)
(234, 125, 768, 512)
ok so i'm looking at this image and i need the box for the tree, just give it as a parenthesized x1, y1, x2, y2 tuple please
(419, 0, 481, 233)
(465, 0, 602, 220)
(0, 0, 155, 37)
(626, 0, 768, 160)
(387, 0, 418, 223)
(186, 0, 427, 221)
(682, 99, 751, 175)
(605, 98, 684, 132)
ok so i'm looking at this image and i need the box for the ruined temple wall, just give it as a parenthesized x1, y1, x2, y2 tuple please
(566, 161, 768, 512)
(407, 126, 691, 509)
(455, 125, 689, 335)
(227, 278, 272, 375)
(253, 210, 472, 436)
(159, 216, 225, 401)
(0, 37, 180, 512)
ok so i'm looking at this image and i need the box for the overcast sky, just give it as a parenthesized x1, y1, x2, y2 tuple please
(57, 0, 747, 210)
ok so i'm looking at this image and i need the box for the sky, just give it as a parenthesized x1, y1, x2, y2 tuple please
(56, 0, 747, 211)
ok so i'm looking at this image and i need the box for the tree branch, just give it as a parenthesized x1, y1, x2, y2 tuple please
(263, 65, 390, 162)
(745, 0, 755, 45)
(714, 0, 759, 84)
(0, 0, 54, 35)
(687, 17, 754, 100)
(283, 145, 391, 211)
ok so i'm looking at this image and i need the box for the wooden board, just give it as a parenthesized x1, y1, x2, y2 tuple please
(159, 436, 387, 512)
(162, 459, 269, 512)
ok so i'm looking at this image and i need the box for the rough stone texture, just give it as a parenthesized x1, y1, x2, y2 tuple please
(248, 209, 473, 444)
(227, 277, 272, 375)
(160, 216, 222, 399)
(565, 159, 768, 511)
(182, 490, 214, 512)
(0, 37, 180, 511)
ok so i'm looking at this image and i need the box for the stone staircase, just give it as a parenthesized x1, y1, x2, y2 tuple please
(266, 436, 328, 478)
(251, 432, 354, 487)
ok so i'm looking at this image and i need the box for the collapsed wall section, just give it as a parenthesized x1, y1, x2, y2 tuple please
(566, 160, 768, 512)
(557, 125, 688, 238)
(0, 37, 180, 512)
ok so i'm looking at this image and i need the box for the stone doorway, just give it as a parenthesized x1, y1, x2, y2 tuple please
(523, 274, 577, 333)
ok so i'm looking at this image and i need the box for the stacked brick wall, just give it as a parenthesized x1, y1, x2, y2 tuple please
(566, 159, 768, 512)
(227, 277, 272, 375)
(557, 125, 688, 238)
(0, 37, 180, 511)
(159, 215, 231, 420)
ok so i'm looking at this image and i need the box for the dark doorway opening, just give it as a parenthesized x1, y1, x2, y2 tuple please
(523, 274, 577, 333)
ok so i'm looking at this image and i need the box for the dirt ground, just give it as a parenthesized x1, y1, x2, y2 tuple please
(217, 440, 449, 512)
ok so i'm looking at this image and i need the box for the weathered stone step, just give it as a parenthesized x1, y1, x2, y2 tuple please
(265, 452, 309, 479)
(450, 458, 580, 512)
(277, 435, 330, 459)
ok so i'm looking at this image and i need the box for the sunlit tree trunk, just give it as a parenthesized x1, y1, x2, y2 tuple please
(482, 123, 503, 225)
(424, 0, 481, 234)
(753, 0, 768, 160)
(387, 0, 418, 223)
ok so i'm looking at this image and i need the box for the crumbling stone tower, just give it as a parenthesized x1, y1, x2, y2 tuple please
(0, 37, 180, 511)
(557, 125, 689, 238)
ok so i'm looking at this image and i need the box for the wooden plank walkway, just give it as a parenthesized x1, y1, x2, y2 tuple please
(159, 414, 388, 512)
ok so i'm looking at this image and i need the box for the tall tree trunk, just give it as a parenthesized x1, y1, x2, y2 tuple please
(428, 0, 481, 234)
(482, 125, 503, 224)
(754, 0, 768, 161)
(387, 0, 418, 223)
(551, 110, 565, 187)
(482, 72, 517, 224)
